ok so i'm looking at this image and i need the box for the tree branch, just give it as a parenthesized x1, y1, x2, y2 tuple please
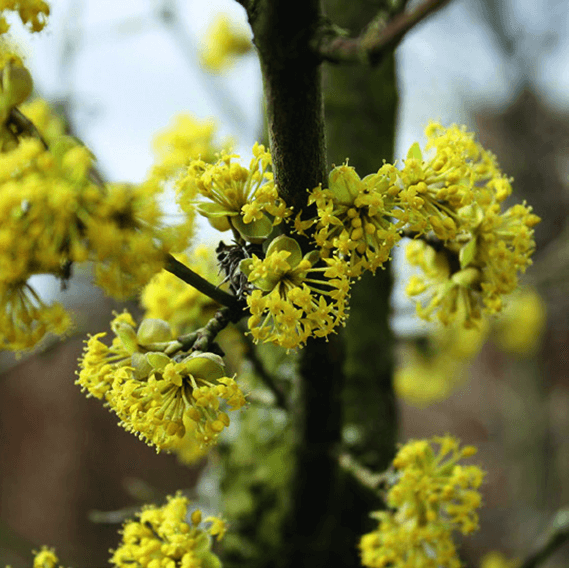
(241, 330, 289, 411)
(177, 307, 234, 353)
(164, 254, 241, 312)
(315, 0, 452, 65)
(252, 0, 327, 213)
(520, 509, 569, 568)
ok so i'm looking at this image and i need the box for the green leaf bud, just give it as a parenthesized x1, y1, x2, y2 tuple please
(131, 352, 153, 379)
(146, 351, 172, 372)
(112, 321, 138, 355)
(265, 234, 302, 267)
(137, 318, 173, 345)
(2, 64, 33, 107)
(181, 352, 225, 381)
(231, 214, 273, 243)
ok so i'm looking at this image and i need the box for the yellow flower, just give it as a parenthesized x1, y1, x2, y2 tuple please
(177, 142, 290, 243)
(110, 494, 223, 568)
(168, 416, 211, 465)
(389, 436, 484, 534)
(0, 281, 71, 353)
(200, 13, 252, 73)
(77, 311, 246, 450)
(492, 287, 546, 356)
(400, 124, 540, 327)
(76, 310, 138, 400)
(32, 546, 63, 568)
(240, 235, 350, 348)
(405, 200, 539, 327)
(307, 163, 401, 277)
(149, 112, 218, 183)
(396, 123, 511, 237)
(360, 436, 485, 568)
(480, 551, 520, 568)
(405, 238, 482, 325)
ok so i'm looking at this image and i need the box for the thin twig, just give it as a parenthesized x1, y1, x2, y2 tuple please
(178, 307, 233, 353)
(338, 452, 391, 493)
(165, 253, 240, 310)
(520, 509, 569, 568)
(315, 0, 452, 65)
(241, 330, 289, 411)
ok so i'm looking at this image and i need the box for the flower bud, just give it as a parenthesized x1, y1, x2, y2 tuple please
(137, 318, 173, 345)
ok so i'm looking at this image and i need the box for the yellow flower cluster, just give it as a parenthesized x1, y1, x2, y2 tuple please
(401, 124, 540, 325)
(240, 235, 350, 348)
(200, 13, 252, 73)
(0, 62, 198, 351)
(177, 142, 290, 243)
(395, 321, 488, 407)
(0, 87, 74, 353)
(24, 497, 226, 568)
(300, 124, 539, 328)
(77, 311, 246, 450)
(0, 133, 170, 350)
(306, 164, 401, 277)
(32, 547, 67, 568)
(85, 180, 169, 300)
(110, 494, 224, 568)
(360, 435, 485, 568)
(0, 0, 49, 34)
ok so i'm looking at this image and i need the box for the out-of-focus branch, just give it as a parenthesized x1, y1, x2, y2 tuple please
(315, 0, 452, 65)
(156, 0, 249, 137)
(338, 452, 389, 493)
(241, 330, 289, 410)
(520, 509, 569, 568)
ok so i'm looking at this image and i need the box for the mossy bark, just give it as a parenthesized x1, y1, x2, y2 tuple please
(323, 0, 400, 562)
(224, 1, 400, 566)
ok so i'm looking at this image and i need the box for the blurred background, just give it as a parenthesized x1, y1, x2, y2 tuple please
(1, 0, 569, 566)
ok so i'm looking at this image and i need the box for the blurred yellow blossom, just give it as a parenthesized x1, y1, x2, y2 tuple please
(480, 551, 519, 568)
(395, 319, 489, 407)
(149, 112, 218, 183)
(32, 547, 65, 568)
(492, 287, 546, 356)
(200, 13, 252, 73)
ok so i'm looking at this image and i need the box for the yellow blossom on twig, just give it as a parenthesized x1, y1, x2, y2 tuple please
(110, 494, 224, 568)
